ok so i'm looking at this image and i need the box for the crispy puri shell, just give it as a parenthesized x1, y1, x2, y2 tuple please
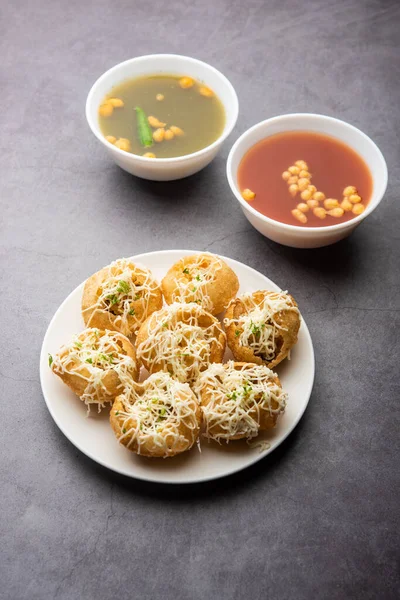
(225, 291, 300, 369)
(81, 263, 163, 337)
(52, 330, 138, 404)
(110, 390, 201, 458)
(199, 362, 283, 440)
(136, 304, 226, 376)
(161, 253, 239, 315)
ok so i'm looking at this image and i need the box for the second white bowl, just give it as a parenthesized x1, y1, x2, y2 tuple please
(86, 54, 239, 181)
(226, 114, 388, 248)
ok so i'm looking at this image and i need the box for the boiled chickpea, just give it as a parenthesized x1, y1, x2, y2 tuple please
(108, 98, 124, 107)
(156, 93, 164, 101)
(170, 125, 184, 136)
(324, 198, 340, 210)
(143, 152, 156, 158)
(288, 166, 300, 175)
(199, 86, 214, 97)
(153, 128, 166, 142)
(295, 160, 308, 170)
(105, 135, 117, 144)
(288, 176, 298, 184)
(282, 171, 291, 181)
(148, 116, 166, 128)
(164, 129, 175, 141)
(115, 138, 131, 152)
(299, 170, 311, 179)
(313, 207, 327, 219)
(242, 188, 256, 201)
(349, 194, 362, 204)
(352, 203, 365, 215)
(343, 186, 357, 197)
(297, 203, 309, 213)
(179, 76, 194, 89)
(341, 198, 353, 212)
(307, 199, 319, 209)
(313, 191, 325, 202)
(292, 209, 308, 224)
(99, 103, 113, 117)
(327, 207, 344, 217)
(298, 178, 309, 191)
(289, 184, 299, 197)
(308, 184, 317, 195)
(301, 189, 312, 201)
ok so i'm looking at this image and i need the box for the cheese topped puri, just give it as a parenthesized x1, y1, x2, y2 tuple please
(161, 253, 239, 315)
(136, 302, 226, 383)
(51, 328, 137, 410)
(82, 258, 162, 336)
(169, 254, 224, 311)
(224, 291, 299, 365)
(110, 372, 201, 458)
(196, 361, 287, 442)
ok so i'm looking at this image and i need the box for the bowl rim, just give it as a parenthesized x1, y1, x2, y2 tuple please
(226, 113, 388, 234)
(86, 53, 239, 164)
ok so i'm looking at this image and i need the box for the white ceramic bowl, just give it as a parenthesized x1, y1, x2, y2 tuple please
(86, 54, 239, 181)
(226, 114, 388, 248)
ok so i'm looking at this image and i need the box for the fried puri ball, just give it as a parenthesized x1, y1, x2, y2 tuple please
(110, 372, 201, 458)
(161, 253, 239, 315)
(136, 302, 226, 384)
(51, 328, 138, 410)
(82, 258, 163, 338)
(196, 361, 287, 443)
(224, 290, 300, 369)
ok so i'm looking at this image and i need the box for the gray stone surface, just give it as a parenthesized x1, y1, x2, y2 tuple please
(1, 0, 399, 598)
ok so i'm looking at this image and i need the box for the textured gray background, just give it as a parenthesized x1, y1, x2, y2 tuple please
(1, 0, 399, 599)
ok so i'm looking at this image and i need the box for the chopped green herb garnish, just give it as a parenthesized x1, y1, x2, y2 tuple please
(227, 391, 237, 400)
(116, 280, 130, 294)
(250, 321, 260, 335)
(235, 330, 240, 337)
(48, 354, 53, 367)
(195, 274, 201, 281)
(122, 428, 126, 434)
(107, 294, 119, 306)
(74, 341, 82, 349)
(183, 268, 190, 275)
(162, 323, 168, 328)
(191, 287, 197, 292)
(115, 411, 119, 416)
(128, 308, 135, 316)
(85, 358, 93, 364)
(135, 293, 141, 300)
(160, 407, 166, 416)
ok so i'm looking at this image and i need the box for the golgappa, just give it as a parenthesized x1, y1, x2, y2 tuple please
(82, 258, 163, 337)
(161, 253, 239, 315)
(110, 372, 201, 458)
(136, 302, 226, 384)
(196, 361, 287, 443)
(224, 290, 300, 369)
(50, 328, 138, 410)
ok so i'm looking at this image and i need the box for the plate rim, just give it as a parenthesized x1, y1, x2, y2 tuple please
(40, 249, 315, 484)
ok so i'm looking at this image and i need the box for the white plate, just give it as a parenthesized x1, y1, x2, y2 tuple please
(40, 250, 314, 484)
